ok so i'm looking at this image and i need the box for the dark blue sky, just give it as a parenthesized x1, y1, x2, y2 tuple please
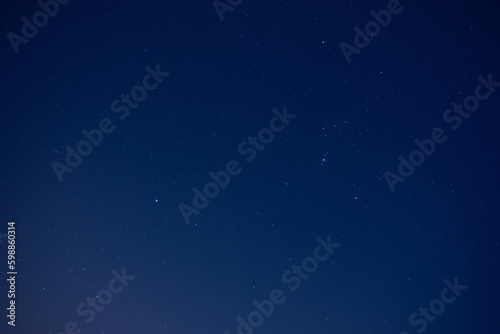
(0, 0, 499, 333)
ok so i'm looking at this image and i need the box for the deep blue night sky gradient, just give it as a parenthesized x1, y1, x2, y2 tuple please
(0, 0, 499, 333)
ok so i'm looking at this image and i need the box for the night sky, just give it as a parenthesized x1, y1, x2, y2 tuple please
(0, 0, 499, 333)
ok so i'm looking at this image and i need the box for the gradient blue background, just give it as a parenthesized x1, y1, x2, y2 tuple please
(0, 0, 499, 333)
